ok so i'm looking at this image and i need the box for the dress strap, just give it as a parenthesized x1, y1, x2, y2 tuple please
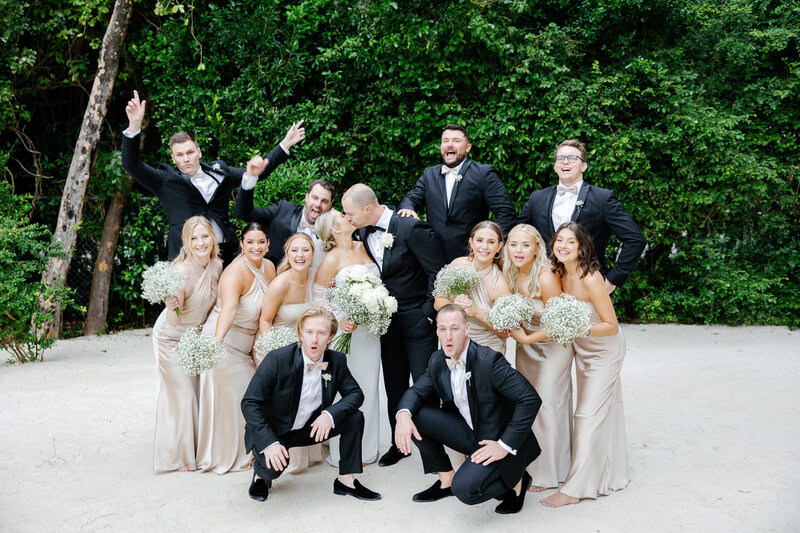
(242, 256, 269, 292)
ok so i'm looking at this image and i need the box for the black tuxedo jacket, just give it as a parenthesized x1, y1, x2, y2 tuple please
(241, 344, 364, 455)
(357, 213, 446, 322)
(397, 158, 517, 262)
(121, 132, 289, 259)
(398, 342, 541, 487)
(517, 183, 647, 287)
(234, 190, 303, 266)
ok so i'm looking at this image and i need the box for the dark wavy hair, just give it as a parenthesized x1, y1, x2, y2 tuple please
(549, 222, 600, 279)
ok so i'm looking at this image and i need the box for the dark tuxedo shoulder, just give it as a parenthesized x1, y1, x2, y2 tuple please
(465, 159, 496, 175)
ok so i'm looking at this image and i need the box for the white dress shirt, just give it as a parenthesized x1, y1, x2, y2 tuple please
(551, 179, 584, 231)
(442, 160, 466, 205)
(292, 351, 327, 430)
(367, 206, 394, 269)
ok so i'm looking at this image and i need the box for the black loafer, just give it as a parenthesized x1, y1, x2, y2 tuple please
(248, 473, 270, 502)
(495, 472, 532, 514)
(412, 480, 453, 502)
(378, 445, 407, 467)
(333, 479, 382, 501)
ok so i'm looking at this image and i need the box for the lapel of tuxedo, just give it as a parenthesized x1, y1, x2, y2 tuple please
(290, 205, 303, 232)
(447, 159, 471, 215)
(358, 227, 380, 272)
(201, 162, 225, 202)
(179, 170, 207, 204)
(436, 165, 448, 213)
(438, 355, 454, 405)
(571, 183, 590, 222)
(546, 185, 558, 230)
(465, 342, 479, 432)
(320, 351, 333, 407)
(380, 214, 398, 274)
(289, 346, 304, 421)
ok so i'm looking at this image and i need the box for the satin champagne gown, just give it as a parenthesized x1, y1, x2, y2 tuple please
(323, 263, 382, 467)
(467, 263, 506, 355)
(271, 299, 322, 473)
(515, 297, 573, 488)
(152, 259, 219, 472)
(196, 257, 268, 474)
(560, 302, 629, 498)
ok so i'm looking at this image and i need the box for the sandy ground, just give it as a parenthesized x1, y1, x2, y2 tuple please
(1, 324, 799, 532)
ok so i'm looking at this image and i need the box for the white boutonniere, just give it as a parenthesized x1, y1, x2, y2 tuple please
(454, 174, 463, 183)
(381, 233, 394, 249)
(575, 200, 584, 215)
(212, 163, 221, 172)
(464, 371, 472, 386)
(322, 373, 332, 387)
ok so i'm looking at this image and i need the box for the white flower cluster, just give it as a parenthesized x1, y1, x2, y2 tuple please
(141, 261, 186, 305)
(254, 326, 298, 356)
(432, 265, 480, 299)
(327, 265, 398, 339)
(540, 293, 591, 347)
(176, 328, 228, 376)
(487, 294, 535, 331)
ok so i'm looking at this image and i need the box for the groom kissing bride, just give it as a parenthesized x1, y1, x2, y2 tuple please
(341, 184, 446, 467)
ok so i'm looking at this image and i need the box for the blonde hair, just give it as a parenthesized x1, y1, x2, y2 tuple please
(276, 232, 315, 275)
(502, 224, 548, 298)
(174, 216, 219, 264)
(314, 210, 339, 253)
(296, 306, 339, 346)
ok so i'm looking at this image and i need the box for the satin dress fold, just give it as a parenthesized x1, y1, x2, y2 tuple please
(196, 257, 268, 474)
(467, 263, 506, 355)
(515, 297, 573, 488)
(560, 302, 629, 498)
(152, 260, 219, 472)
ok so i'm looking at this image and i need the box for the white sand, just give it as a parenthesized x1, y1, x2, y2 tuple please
(1, 324, 799, 532)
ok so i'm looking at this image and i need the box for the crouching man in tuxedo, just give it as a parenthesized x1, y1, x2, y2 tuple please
(241, 306, 381, 502)
(395, 304, 541, 514)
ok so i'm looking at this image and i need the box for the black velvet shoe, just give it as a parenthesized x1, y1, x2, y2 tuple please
(248, 473, 270, 502)
(378, 445, 407, 467)
(333, 479, 382, 501)
(412, 480, 453, 502)
(494, 472, 532, 514)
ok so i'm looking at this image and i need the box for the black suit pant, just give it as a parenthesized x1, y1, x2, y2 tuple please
(380, 312, 438, 446)
(253, 410, 364, 482)
(412, 407, 512, 505)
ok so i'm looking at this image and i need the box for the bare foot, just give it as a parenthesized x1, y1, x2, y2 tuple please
(529, 485, 552, 493)
(540, 492, 579, 508)
(176, 467, 190, 472)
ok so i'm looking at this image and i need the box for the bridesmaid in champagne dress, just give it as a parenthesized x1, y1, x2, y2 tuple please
(434, 221, 511, 355)
(258, 233, 320, 473)
(313, 210, 382, 466)
(502, 224, 572, 492)
(152, 216, 222, 472)
(196, 222, 276, 474)
(515, 222, 629, 507)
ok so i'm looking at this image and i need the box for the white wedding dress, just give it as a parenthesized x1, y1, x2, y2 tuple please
(319, 263, 382, 466)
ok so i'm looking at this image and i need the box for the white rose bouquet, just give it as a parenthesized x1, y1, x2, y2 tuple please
(176, 328, 228, 375)
(254, 326, 299, 357)
(540, 293, 591, 347)
(432, 265, 480, 299)
(326, 265, 398, 353)
(141, 261, 187, 316)
(487, 294, 535, 331)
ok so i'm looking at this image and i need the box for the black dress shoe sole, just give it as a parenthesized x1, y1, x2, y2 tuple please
(412, 491, 453, 503)
(333, 487, 382, 501)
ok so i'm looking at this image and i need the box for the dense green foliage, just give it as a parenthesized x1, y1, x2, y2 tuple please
(2, 0, 798, 333)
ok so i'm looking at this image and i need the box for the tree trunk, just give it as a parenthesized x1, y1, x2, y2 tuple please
(36, 0, 133, 339)
(83, 179, 131, 335)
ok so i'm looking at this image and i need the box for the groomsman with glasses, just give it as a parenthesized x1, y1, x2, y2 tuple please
(121, 90, 305, 265)
(517, 139, 647, 292)
(397, 124, 517, 262)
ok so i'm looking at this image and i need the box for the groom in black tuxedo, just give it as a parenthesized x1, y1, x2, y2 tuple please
(341, 184, 446, 467)
(396, 305, 541, 514)
(234, 178, 334, 268)
(121, 90, 305, 264)
(517, 139, 647, 292)
(397, 124, 516, 262)
(241, 306, 381, 502)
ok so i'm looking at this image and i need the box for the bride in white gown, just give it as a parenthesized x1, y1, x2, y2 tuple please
(313, 209, 381, 465)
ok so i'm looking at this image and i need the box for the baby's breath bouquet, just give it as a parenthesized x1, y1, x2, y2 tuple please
(176, 328, 228, 375)
(540, 293, 591, 347)
(432, 265, 480, 299)
(254, 327, 298, 357)
(141, 261, 187, 316)
(326, 265, 397, 353)
(487, 294, 535, 331)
